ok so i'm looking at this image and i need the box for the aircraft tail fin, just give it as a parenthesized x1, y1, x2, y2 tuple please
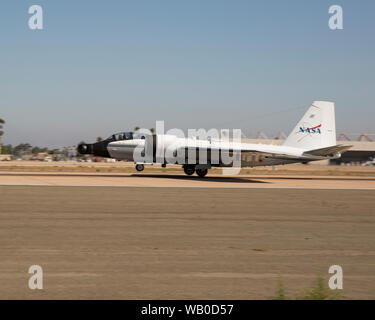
(283, 101, 336, 150)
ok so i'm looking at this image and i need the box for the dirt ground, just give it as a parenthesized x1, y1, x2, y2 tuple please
(0, 185, 374, 299)
(1, 160, 375, 177)
(0, 171, 375, 190)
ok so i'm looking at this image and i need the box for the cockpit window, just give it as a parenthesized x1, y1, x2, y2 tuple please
(108, 132, 134, 141)
(124, 132, 133, 140)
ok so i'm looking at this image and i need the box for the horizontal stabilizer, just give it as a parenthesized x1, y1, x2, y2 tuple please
(303, 144, 352, 157)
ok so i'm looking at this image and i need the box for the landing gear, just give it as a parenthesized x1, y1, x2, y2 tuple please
(135, 164, 144, 172)
(196, 168, 208, 178)
(183, 165, 195, 176)
(184, 164, 210, 177)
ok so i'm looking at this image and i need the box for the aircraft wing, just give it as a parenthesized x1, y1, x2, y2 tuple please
(182, 146, 307, 161)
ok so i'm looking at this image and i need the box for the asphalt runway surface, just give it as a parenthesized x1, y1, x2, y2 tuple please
(0, 173, 374, 299)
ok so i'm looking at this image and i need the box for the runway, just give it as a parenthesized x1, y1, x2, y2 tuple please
(1, 172, 375, 189)
(0, 178, 374, 299)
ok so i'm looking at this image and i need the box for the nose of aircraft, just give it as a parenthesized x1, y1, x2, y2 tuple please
(77, 141, 111, 158)
(77, 143, 93, 155)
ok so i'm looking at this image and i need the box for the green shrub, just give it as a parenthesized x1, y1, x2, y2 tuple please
(299, 275, 341, 300)
(273, 275, 287, 300)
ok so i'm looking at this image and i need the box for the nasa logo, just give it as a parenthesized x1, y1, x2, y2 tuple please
(299, 124, 322, 134)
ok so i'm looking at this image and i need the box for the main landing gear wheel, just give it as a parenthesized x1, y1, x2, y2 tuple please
(135, 164, 144, 172)
(196, 168, 208, 178)
(183, 165, 195, 176)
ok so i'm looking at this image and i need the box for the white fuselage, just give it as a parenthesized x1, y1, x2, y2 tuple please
(107, 135, 320, 167)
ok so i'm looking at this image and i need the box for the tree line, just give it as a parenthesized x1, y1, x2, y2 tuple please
(1, 143, 61, 156)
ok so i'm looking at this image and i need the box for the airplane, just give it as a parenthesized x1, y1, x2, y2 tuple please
(77, 101, 351, 177)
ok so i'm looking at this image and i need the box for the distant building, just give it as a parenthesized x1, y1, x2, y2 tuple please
(0, 154, 11, 161)
(35, 152, 50, 161)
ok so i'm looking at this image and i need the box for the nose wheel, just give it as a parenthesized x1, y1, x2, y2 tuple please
(135, 164, 144, 172)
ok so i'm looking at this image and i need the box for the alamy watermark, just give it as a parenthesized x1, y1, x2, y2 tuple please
(28, 5, 43, 30)
(132, 122, 243, 175)
(27, 5, 344, 31)
(329, 5, 343, 30)
(28, 265, 43, 290)
(328, 265, 343, 290)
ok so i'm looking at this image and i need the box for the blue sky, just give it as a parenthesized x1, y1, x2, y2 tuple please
(1, 0, 374, 147)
